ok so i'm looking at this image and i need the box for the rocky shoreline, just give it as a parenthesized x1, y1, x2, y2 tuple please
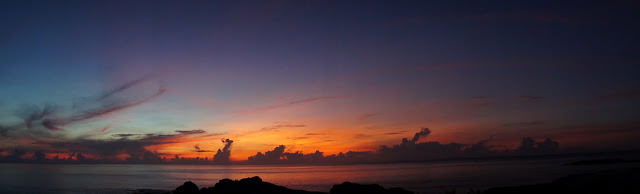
(133, 167, 640, 194)
(133, 176, 413, 194)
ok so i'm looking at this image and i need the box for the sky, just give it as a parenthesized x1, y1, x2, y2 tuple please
(1, 0, 639, 163)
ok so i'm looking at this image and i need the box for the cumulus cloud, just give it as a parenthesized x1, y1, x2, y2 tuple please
(516, 137, 559, 154)
(246, 128, 560, 164)
(213, 138, 233, 164)
(410, 128, 430, 143)
(0, 128, 223, 163)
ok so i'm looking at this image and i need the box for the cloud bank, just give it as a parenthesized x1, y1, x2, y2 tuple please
(246, 128, 560, 164)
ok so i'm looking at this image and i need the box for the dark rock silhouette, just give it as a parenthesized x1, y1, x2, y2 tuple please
(174, 181, 199, 194)
(567, 158, 640, 165)
(196, 176, 323, 194)
(169, 176, 414, 194)
(330, 182, 413, 194)
(484, 168, 640, 194)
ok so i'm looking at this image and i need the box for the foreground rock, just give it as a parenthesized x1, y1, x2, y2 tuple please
(484, 168, 640, 194)
(330, 182, 413, 194)
(567, 158, 640, 165)
(171, 176, 414, 194)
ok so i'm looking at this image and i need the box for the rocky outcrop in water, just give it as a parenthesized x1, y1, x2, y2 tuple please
(170, 176, 414, 194)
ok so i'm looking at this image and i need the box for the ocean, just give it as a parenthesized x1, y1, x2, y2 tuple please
(1, 156, 638, 194)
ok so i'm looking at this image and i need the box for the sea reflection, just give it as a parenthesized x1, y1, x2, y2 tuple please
(1, 158, 639, 193)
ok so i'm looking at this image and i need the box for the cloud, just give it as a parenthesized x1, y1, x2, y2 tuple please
(213, 138, 233, 163)
(502, 121, 545, 128)
(0, 77, 234, 163)
(238, 96, 342, 114)
(96, 76, 152, 101)
(112, 134, 139, 138)
(289, 96, 340, 105)
(246, 128, 560, 164)
(16, 104, 56, 129)
(176, 129, 207, 135)
(99, 123, 114, 133)
(193, 144, 214, 153)
(516, 137, 559, 154)
(569, 88, 640, 106)
(410, 128, 431, 143)
(11, 77, 165, 131)
(248, 145, 286, 163)
(383, 130, 407, 135)
(288, 136, 310, 140)
(259, 124, 306, 132)
(518, 95, 544, 102)
(357, 113, 378, 121)
(0, 128, 223, 163)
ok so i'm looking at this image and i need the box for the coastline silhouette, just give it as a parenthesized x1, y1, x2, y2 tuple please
(164, 176, 413, 194)
(131, 166, 640, 194)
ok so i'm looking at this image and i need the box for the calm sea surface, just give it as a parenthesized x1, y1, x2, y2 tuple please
(1, 157, 639, 194)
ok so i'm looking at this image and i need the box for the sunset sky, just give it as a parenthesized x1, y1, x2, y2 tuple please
(1, 0, 639, 162)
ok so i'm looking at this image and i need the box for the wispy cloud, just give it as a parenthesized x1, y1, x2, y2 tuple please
(568, 88, 640, 106)
(357, 113, 378, 121)
(502, 121, 545, 128)
(518, 95, 544, 102)
(12, 77, 165, 132)
(259, 124, 306, 132)
(193, 144, 214, 152)
(237, 96, 342, 115)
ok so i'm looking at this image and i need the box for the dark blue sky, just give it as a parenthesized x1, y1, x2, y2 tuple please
(1, 0, 639, 160)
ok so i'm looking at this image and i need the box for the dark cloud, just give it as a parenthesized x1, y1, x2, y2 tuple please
(0, 128, 223, 163)
(66, 87, 165, 124)
(519, 95, 544, 102)
(239, 96, 341, 114)
(0, 77, 175, 163)
(354, 133, 372, 138)
(248, 145, 286, 163)
(569, 88, 640, 106)
(288, 136, 310, 140)
(45, 139, 163, 162)
(176, 129, 207, 135)
(246, 128, 560, 164)
(516, 137, 559, 154)
(16, 104, 56, 129)
(502, 121, 545, 128)
(193, 144, 214, 153)
(10, 77, 165, 131)
(383, 131, 407, 135)
(44, 130, 209, 161)
(0, 125, 8, 137)
(357, 113, 378, 121)
(260, 124, 306, 132)
(97, 76, 151, 101)
(465, 97, 493, 110)
(0, 124, 20, 137)
(112, 134, 139, 138)
(288, 96, 340, 105)
(471, 96, 491, 99)
(409, 128, 430, 143)
(213, 138, 233, 164)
